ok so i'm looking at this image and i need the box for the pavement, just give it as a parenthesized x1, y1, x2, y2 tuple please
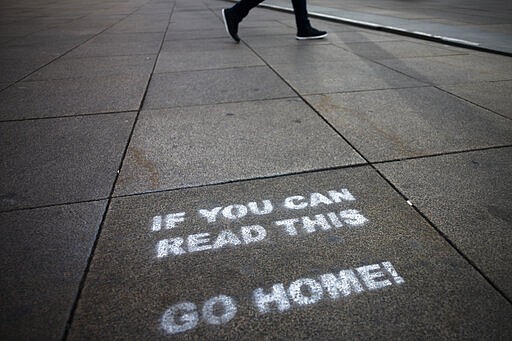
(260, 0, 512, 55)
(0, 0, 511, 340)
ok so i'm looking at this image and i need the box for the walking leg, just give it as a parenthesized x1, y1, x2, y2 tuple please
(223, 0, 264, 42)
(291, 0, 310, 32)
(291, 0, 327, 39)
(231, 0, 265, 21)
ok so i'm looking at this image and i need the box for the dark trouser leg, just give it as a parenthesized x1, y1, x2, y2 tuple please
(291, 0, 310, 33)
(231, 0, 265, 21)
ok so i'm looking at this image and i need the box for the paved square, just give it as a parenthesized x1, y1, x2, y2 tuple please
(377, 148, 512, 298)
(379, 54, 512, 85)
(65, 32, 164, 58)
(272, 60, 426, 95)
(0, 113, 135, 210)
(143, 67, 296, 109)
(115, 98, 364, 195)
(155, 39, 264, 73)
(306, 86, 512, 161)
(0, 201, 106, 340)
(27, 55, 156, 81)
(0, 74, 149, 120)
(440, 80, 512, 119)
(70, 168, 512, 339)
(342, 40, 464, 60)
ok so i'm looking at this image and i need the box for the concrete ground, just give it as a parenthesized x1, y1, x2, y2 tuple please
(0, 0, 511, 339)
(264, 0, 512, 54)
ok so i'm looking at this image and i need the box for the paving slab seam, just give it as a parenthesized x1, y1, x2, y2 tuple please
(143, 94, 299, 111)
(216, 13, 512, 303)
(433, 85, 512, 122)
(362, 149, 512, 304)
(356, 57, 512, 115)
(111, 161, 370, 199)
(0, 12, 91, 48)
(0, 5, 147, 94)
(60, 3, 177, 339)
(370, 144, 512, 166)
(153, 64, 272, 75)
(0, 109, 139, 124)
(107, 145, 512, 202)
(101, 144, 512, 207)
(371, 166, 512, 305)
(0, 197, 112, 215)
(208, 7, 370, 165)
(331, 38, 468, 60)
(230, 0, 512, 57)
(296, 84, 432, 97)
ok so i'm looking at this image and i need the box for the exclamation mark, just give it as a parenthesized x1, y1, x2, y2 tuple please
(382, 261, 405, 284)
(152, 215, 162, 232)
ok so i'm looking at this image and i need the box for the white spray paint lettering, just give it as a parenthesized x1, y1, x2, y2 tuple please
(283, 189, 355, 210)
(151, 188, 367, 259)
(152, 212, 186, 231)
(198, 200, 273, 223)
(157, 225, 266, 258)
(275, 209, 367, 236)
(160, 261, 404, 335)
(161, 295, 237, 335)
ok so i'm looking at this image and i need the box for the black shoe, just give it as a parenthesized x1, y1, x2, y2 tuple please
(222, 9, 240, 43)
(296, 27, 327, 40)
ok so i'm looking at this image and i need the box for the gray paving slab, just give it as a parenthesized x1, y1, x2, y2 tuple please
(0, 201, 106, 340)
(343, 40, 465, 60)
(272, 60, 426, 95)
(262, 0, 512, 54)
(0, 45, 62, 61)
(0, 73, 149, 120)
(170, 10, 219, 23)
(254, 44, 364, 65)
(239, 23, 297, 38)
(376, 148, 512, 298)
(439, 81, 512, 119)
(243, 33, 332, 48)
(143, 66, 296, 109)
(32, 26, 106, 37)
(65, 32, 164, 58)
(165, 26, 229, 41)
(0, 57, 56, 83)
(2, 35, 88, 56)
(432, 53, 512, 78)
(155, 39, 264, 73)
(0, 113, 135, 211)
(159, 37, 254, 53)
(70, 167, 512, 339)
(379, 54, 512, 85)
(168, 18, 223, 31)
(135, 3, 174, 15)
(50, 16, 126, 36)
(0, 23, 52, 37)
(27, 54, 156, 81)
(326, 30, 403, 45)
(306, 87, 512, 161)
(115, 98, 364, 195)
(107, 14, 170, 33)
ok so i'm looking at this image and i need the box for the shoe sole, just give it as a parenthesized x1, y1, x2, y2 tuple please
(296, 33, 328, 40)
(222, 9, 239, 43)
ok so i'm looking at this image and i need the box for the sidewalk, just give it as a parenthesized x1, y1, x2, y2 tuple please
(261, 0, 512, 54)
(1, 0, 511, 339)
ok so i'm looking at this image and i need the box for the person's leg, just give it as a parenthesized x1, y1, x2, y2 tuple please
(291, 0, 327, 40)
(223, 0, 264, 42)
(291, 0, 309, 31)
(231, 0, 265, 20)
